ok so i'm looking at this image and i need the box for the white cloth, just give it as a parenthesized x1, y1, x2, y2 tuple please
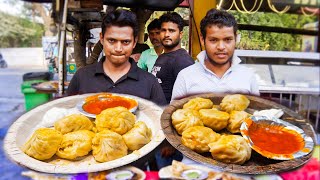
(171, 50, 260, 101)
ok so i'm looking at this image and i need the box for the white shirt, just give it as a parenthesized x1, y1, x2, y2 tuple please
(171, 50, 260, 101)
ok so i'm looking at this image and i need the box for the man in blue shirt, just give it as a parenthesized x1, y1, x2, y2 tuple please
(137, 19, 164, 72)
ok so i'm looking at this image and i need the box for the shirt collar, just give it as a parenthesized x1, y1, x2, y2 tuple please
(95, 56, 139, 80)
(149, 48, 164, 56)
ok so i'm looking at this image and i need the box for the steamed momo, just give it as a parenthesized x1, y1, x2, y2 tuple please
(199, 109, 229, 131)
(54, 114, 93, 134)
(183, 97, 213, 110)
(123, 121, 152, 151)
(227, 111, 251, 133)
(181, 126, 220, 153)
(56, 130, 95, 160)
(22, 128, 62, 160)
(95, 107, 135, 135)
(172, 109, 203, 135)
(92, 130, 128, 162)
(220, 94, 250, 113)
(208, 134, 251, 165)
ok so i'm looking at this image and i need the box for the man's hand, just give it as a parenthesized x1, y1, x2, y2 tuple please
(160, 145, 176, 157)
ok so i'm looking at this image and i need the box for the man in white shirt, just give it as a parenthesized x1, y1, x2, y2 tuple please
(172, 9, 259, 101)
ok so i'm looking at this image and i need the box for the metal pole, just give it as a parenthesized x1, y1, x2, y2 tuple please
(58, 0, 68, 96)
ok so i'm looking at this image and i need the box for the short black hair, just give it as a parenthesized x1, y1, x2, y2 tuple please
(159, 12, 185, 31)
(200, 9, 238, 40)
(101, 9, 139, 38)
(147, 18, 161, 32)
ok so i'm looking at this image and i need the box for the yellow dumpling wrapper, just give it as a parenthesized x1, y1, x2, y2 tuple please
(56, 130, 95, 160)
(172, 109, 203, 135)
(95, 106, 135, 135)
(183, 97, 213, 110)
(208, 134, 251, 165)
(199, 109, 229, 131)
(54, 114, 93, 134)
(22, 128, 63, 160)
(181, 126, 220, 153)
(227, 111, 251, 133)
(92, 130, 128, 162)
(220, 94, 250, 113)
(123, 121, 152, 151)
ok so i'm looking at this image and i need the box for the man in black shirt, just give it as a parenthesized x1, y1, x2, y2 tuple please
(151, 12, 194, 103)
(151, 12, 194, 169)
(67, 9, 166, 106)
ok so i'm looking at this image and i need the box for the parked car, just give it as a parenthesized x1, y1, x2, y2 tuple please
(0, 53, 8, 68)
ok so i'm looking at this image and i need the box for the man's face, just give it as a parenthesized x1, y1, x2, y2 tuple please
(100, 26, 137, 66)
(201, 25, 236, 66)
(160, 22, 182, 49)
(148, 28, 162, 47)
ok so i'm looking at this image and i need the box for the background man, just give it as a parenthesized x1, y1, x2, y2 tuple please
(151, 12, 194, 103)
(138, 18, 163, 72)
(172, 9, 260, 101)
(67, 9, 166, 106)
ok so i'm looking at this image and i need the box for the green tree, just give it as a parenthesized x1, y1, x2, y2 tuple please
(231, 11, 318, 51)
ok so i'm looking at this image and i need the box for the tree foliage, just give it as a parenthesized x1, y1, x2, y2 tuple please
(230, 11, 318, 51)
(0, 12, 44, 48)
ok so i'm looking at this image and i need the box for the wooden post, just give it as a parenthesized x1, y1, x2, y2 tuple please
(190, 0, 216, 59)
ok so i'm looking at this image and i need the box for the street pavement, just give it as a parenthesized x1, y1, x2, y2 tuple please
(0, 67, 47, 180)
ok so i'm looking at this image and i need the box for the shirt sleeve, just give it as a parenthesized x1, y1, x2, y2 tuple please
(171, 71, 187, 102)
(137, 51, 148, 71)
(173, 56, 194, 78)
(250, 74, 260, 96)
(67, 72, 80, 96)
(150, 79, 168, 106)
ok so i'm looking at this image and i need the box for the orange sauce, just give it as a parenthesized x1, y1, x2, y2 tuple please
(248, 122, 304, 154)
(83, 96, 137, 115)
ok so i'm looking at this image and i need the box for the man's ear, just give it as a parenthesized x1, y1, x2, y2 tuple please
(133, 37, 138, 48)
(99, 32, 104, 44)
(200, 34, 205, 47)
(179, 31, 183, 39)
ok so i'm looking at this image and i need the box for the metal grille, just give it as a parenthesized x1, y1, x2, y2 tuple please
(260, 90, 320, 132)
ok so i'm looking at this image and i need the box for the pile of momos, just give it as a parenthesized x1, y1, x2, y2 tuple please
(22, 107, 152, 163)
(172, 94, 252, 165)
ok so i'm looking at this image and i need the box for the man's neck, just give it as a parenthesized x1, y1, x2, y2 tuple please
(103, 59, 131, 83)
(204, 59, 231, 79)
(154, 46, 164, 56)
(164, 44, 181, 53)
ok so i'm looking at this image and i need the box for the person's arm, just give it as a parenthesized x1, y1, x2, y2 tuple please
(137, 51, 148, 71)
(250, 74, 260, 96)
(150, 80, 167, 106)
(67, 72, 80, 96)
(171, 72, 187, 102)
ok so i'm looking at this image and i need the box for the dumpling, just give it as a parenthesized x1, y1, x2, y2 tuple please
(54, 114, 93, 134)
(227, 111, 251, 133)
(95, 107, 135, 135)
(220, 94, 250, 113)
(181, 126, 220, 153)
(22, 128, 62, 160)
(172, 109, 203, 135)
(56, 130, 95, 160)
(208, 134, 251, 165)
(123, 121, 152, 151)
(92, 130, 128, 162)
(183, 97, 213, 110)
(199, 109, 229, 131)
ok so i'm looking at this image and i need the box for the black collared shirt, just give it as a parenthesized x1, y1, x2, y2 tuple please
(67, 57, 167, 105)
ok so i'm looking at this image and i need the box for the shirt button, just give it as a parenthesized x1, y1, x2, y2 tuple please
(112, 85, 115, 88)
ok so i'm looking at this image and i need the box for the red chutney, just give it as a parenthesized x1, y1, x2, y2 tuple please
(248, 122, 304, 154)
(83, 96, 136, 115)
